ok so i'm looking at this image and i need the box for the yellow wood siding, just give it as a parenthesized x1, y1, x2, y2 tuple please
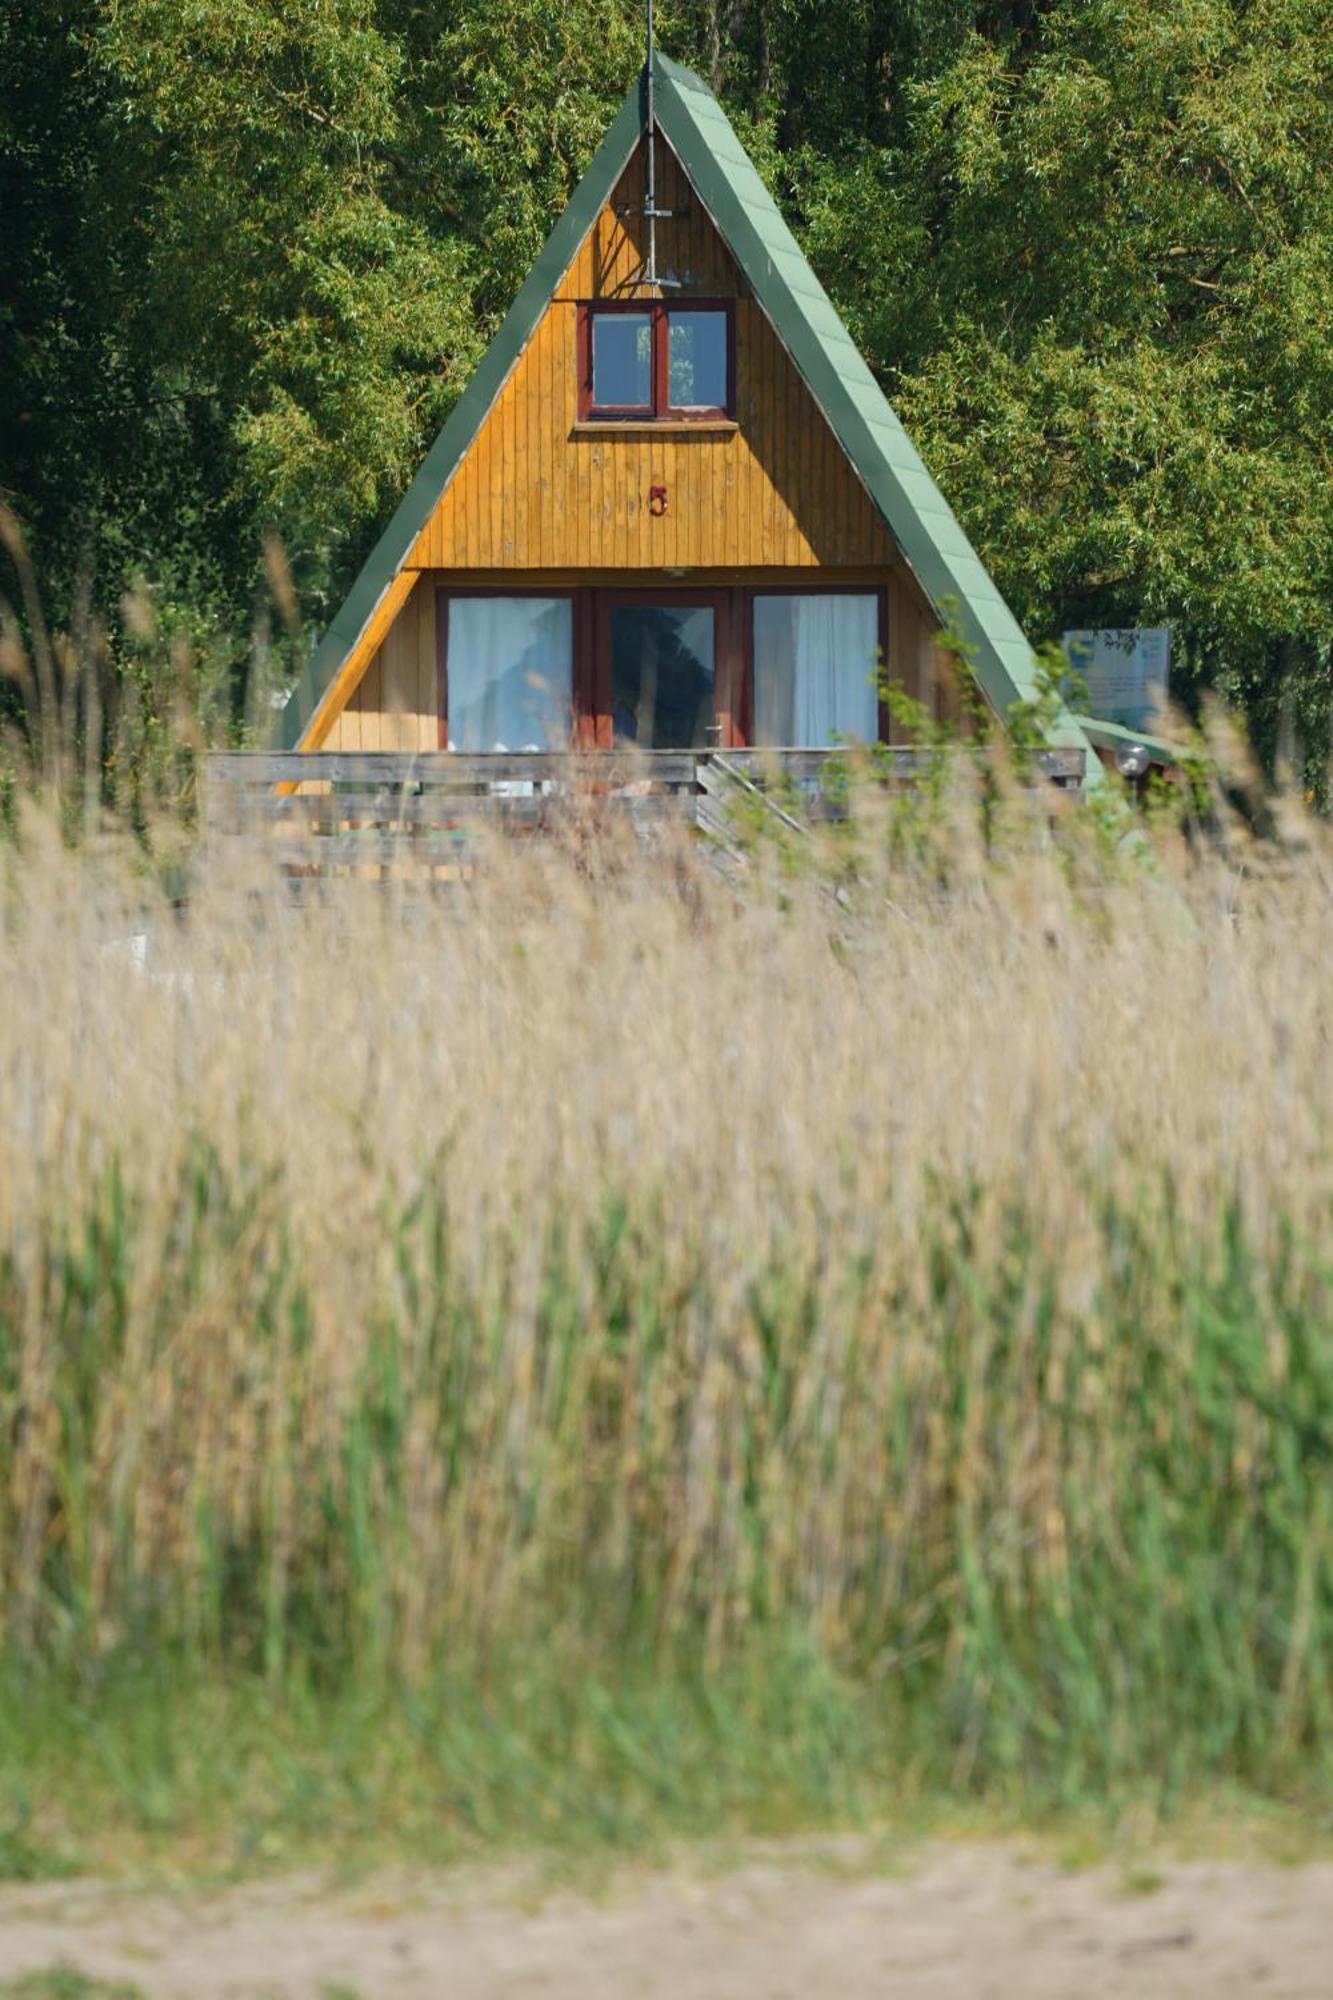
(403, 299, 896, 571)
(323, 575, 438, 753)
(401, 137, 895, 575)
(303, 568, 419, 750)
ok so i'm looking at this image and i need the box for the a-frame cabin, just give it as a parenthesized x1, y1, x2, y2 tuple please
(278, 54, 1096, 780)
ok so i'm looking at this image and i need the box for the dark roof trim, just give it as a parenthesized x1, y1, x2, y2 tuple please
(277, 84, 644, 748)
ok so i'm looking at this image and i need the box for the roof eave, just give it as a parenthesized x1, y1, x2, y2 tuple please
(651, 53, 1103, 787)
(276, 80, 646, 749)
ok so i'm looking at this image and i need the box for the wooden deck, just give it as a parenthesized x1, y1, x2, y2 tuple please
(203, 746, 1086, 879)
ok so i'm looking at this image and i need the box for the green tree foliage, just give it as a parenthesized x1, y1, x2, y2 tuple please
(2, 1, 1331, 762)
(790, 0, 1333, 772)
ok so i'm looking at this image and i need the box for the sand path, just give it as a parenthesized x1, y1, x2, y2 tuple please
(1, 1839, 1330, 1996)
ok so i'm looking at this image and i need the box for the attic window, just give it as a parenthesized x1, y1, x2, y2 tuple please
(580, 303, 733, 421)
(592, 311, 653, 412)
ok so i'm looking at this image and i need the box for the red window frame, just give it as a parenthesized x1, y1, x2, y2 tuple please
(741, 585, 889, 749)
(434, 586, 584, 751)
(432, 584, 889, 754)
(577, 301, 735, 422)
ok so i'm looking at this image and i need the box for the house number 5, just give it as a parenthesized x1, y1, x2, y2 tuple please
(648, 485, 669, 516)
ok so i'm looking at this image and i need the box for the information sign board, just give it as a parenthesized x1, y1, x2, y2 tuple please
(1062, 629, 1170, 729)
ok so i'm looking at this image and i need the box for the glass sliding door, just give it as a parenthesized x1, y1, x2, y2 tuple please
(441, 595, 573, 751)
(752, 593, 881, 746)
(435, 587, 883, 754)
(606, 599, 719, 749)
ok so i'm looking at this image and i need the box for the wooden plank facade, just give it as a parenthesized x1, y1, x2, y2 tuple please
(312, 132, 963, 755)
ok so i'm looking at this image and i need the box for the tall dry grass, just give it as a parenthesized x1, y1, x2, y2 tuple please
(0, 767, 1331, 1797)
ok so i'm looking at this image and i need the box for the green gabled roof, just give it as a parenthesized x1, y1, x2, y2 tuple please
(280, 53, 1100, 784)
(651, 56, 1099, 771)
(278, 83, 644, 748)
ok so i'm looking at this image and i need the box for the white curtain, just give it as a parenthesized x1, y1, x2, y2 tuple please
(446, 597, 573, 751)
(753, 594, 879, 746)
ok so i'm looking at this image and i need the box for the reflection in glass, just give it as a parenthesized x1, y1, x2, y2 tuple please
(753, 594, 879, 746)
(611, 606, 716, 749)
(446, 597, 572, 751)
(667, 311, 728, 409)
(592, 313, 653, 408)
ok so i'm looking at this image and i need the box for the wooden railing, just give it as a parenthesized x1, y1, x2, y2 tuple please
(202, 745, 1086, 876)
(206, 745, 1084, 804)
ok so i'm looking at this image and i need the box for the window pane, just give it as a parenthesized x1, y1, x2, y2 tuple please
(753, 595, 879, 746)
(446, 597, 572, 751)
(667, 311, 728, 409)
(611, 605, 715, 749)
(592, 313, 652, 408)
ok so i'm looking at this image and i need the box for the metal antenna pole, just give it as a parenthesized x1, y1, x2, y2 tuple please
(631, 0, 678, 292)
(645, 0, 657, 289)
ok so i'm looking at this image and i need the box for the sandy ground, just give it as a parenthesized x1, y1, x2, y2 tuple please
(1, 1840, 1330, 1997)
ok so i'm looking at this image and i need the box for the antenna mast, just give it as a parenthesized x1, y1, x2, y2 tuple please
(644, 0, 658, 289)
(639, 0, 680, 290)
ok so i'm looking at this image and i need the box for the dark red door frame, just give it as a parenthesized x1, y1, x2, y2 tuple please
(594, 588, 736, 749)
